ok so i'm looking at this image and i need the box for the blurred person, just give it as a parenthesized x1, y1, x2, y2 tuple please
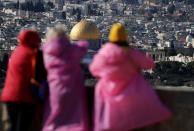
(30, 40, 48, 131)
(30, 25, 48, 102)
(42, 25, 89, 131)
(70, 19, 101, 129)
(90, 23, 172, 131)
(1, 29, 41, 131)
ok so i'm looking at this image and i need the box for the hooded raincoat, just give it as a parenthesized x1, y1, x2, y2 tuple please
(42, 37, 89, 131)
(90, 43, 171, 131)
(1, 30, 41, 103)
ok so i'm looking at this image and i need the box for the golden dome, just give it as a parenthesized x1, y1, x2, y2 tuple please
(70, 20, 100, 41)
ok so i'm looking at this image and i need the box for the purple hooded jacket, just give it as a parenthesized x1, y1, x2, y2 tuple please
(42, 37, 89, 131)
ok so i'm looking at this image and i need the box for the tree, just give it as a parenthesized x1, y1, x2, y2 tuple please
(47, 1, 55, 9)
(186, 62, 194, 74)
(167, 4, 176, 14)
(122, 0, 138, 5)
(186, 0, 194, 4)
(30, 1, 34, 11)
(62, 11, 66, 19)
(26, 1, 34, 11)
(153, 61, 184, 74)
(34, 2, 45, 12)
(77, 12, 81, 21)
(0, 17, 3, 25)
(21, 3, 27, 11)
(16, 0, 19, 9)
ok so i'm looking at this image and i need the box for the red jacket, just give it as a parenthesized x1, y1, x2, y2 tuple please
(1, 30, 41, 103)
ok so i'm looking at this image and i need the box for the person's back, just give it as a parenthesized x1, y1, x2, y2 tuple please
(90, 43, 154, 82)
(2, 30, 41, 103)
(42, 26, 89, 131)
(1, 29, 41, 131)
(90, 23, 171, 131)
(3, 45, 34, 102)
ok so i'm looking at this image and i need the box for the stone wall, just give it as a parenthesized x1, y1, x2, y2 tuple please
(0, 87, 194, 131)
(139, 87, 194, 131)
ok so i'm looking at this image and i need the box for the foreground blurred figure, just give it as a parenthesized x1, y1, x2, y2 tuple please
(90, 23, 171, 131)
(1, 30, 41, 131)
(42, 25, 89, 131)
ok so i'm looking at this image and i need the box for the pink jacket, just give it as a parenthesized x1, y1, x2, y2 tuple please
(42, 37, 89, 131)
(90, 43, 171, 131)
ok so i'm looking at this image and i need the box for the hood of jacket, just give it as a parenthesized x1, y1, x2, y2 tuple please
(18, 30, 41, 49)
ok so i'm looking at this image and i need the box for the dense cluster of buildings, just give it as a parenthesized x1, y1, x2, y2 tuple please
(0, 0, 194, 63)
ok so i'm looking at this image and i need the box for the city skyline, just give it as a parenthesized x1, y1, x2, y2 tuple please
(1, 0, 194, 87)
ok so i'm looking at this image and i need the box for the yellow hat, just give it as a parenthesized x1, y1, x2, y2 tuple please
(108, 23, 128, 43)
(70, 20, 100, 40)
